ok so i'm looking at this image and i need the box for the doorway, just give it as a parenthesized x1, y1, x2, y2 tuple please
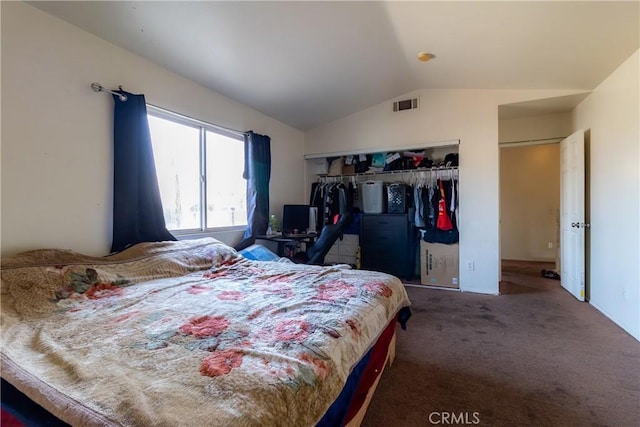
(499, 142, 562, 293)
(497, 96, 592, 299)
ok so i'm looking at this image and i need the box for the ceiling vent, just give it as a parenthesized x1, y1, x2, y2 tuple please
(393, 97, 419, 112)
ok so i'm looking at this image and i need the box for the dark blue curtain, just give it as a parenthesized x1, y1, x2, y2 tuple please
(111, 91, 175, 253)
(235, 131, 271, 251)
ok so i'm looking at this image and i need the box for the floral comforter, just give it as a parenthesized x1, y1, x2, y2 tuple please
(1, 238, 411, 426)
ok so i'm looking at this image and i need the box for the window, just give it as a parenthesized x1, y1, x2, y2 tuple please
(147, 106, 246, 232)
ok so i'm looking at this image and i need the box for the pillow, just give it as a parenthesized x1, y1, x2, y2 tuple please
(1, 238, 239, 316)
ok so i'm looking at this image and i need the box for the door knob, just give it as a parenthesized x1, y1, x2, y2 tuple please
(571, 222, 590, 229)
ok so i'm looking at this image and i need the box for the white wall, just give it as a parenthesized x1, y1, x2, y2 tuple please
(499, 112, 573, 144)
(500, 144, 560, 262)
(573, 50, 640, 340)
(305, 88, 585, 294)
(1, 2, 305, 257)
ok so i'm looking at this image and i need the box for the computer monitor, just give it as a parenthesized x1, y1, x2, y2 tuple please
(282, 204, 310, 234)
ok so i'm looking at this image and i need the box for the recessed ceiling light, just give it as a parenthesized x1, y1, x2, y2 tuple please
(417, 52, 435, 62)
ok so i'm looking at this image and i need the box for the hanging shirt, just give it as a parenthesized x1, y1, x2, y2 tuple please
(414, 186, 426, 227)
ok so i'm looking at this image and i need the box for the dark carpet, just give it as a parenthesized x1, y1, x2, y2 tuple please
(361, 261, 640, 427)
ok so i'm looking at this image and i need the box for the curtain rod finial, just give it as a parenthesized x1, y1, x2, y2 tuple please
(91, 82, 127, 101)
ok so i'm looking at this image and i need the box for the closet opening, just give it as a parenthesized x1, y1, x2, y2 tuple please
(304, 141, 460, 287)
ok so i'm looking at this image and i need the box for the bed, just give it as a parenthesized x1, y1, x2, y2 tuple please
(1, 238, 411, 426)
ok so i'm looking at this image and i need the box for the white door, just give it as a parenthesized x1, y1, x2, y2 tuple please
(560, 129, 586, 301)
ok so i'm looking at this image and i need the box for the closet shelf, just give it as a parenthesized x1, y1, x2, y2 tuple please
(316, 166, 458, 180)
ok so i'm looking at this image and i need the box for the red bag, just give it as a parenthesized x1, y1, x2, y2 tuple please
(436, 179, 453, 231)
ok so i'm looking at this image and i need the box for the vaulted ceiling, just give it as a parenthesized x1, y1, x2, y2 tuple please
(30, 1, 639, 130)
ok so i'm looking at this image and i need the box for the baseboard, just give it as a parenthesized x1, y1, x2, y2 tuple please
(501, 258, 555, 263)
(403, 283, 460, 292)
(589, 301, 640, 342)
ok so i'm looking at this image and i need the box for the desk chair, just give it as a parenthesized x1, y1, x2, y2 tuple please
(293, 186, 353, 266)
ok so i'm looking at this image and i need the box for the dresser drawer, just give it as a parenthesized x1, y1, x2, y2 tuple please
(361, 251, 405, 266)
(361, 214, 408, 229)
(361, 239, 408, 256)
(361, 215, 408, 240)
(360, 228, 403, 247)
(361, 253, 409, 278)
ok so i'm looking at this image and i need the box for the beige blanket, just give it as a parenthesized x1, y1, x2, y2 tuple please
(1, 238, 410, 426)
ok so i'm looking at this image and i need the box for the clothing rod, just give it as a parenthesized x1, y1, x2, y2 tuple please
(91, 82, 127, 101)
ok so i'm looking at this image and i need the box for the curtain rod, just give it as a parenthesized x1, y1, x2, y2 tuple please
(91, 83, 244, 137)
(91, 82, 127, 101)
(146, 104, 244, 138)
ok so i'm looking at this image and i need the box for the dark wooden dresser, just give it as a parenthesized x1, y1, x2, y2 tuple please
(360, 213, 415, 280)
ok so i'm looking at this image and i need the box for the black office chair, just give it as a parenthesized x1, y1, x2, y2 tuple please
(293, 186, 353, 266)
